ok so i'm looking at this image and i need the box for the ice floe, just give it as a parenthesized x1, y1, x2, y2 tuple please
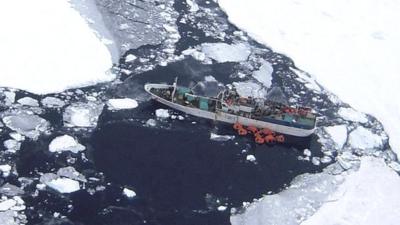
(41, 97, 66, 108)
(0, 165, 12, 178)
(233, 82, 266, 99)
(57, 167, 87, 183)
(46, 178, 80, 194)
(125, 54, 137, 63)
(107, 98, 138, 110)
(17, 97, 39, 107)
(63, 102, 104, 127)
(338, 107, 368, 123)
(246, 155, 256, 162)
(201, 43, 251, 63)
(252, 60, 273, 88)
(145, 119, 157, 127)
(348, 126, 383, 151)
(49, 135, 85, 154)
(122, 188, 136, 198)
(323, 125, 347, 150)
(155, 109, 170, 119)
(2, 113, 50, 140)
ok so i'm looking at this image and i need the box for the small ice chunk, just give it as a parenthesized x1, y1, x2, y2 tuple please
(4, 91, 16, 105)
(49, 135, 85, 154)
(3, 139, 20, 151)
(246, 155, 256, 162)
(9, 132, 24, 141)
(46, 178, 80, 193)
(218, 205, 228, 211)
(57, 167, 87, 183)
(0, 199, 17, 211)
(17, 96, 39, 107)
(324, 125, 348, 150)
(2, 113, 50, 140)
(178, 115, 185, 120)
(125, 54, 137, 63)
(0, 165, 12, 177)
(338, 108, 368, 123)
(210, 133, 235, 141)
(41, 97, 66, 108)
(155, 109, 170, 118)
(182, 48, 206, 61)
(145, 119, 157, 127)
(63, 102, 104, 127)
(311, 157, 321, 166)
(252, 60, 273, 88)
(0, 183, 25, 196)
(201, 43, 251, 63)
(107, 98, 138, 110)
(320, 156, 332, 164)
(123, 188, 136, 198)
(303, 149, 312, 157)
(348, 126, 383, 150)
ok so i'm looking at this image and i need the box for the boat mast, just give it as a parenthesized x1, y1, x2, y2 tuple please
(171, 77, 178, 102)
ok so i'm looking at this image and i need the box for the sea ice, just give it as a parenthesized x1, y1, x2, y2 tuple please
(17, 97, 39, 107)
(57, 167, 87, 183)
(0, 184, 24, 197)
(348, 126, 383, 150)
(2, 113, 50, 140)
(201, 43, 251, 63)
(155, 109, 170, 118)
(246, 155, 256, 162)
(123, 188, 136, 198)
(0, 165, 12, 178)
(125, 54, 137, 63)
(0, 199, 16, 211)
(338, 107, 368, 123)
(252, 60, 273, 88)
(46, 178, 80, 194)
(0, 0, 115, 94)
(49, 135, 85, 154)
(233, 82, 267, 99)
(107, 98, 138, 110)
(41, 97, 66, 108)
(63, 102, 104, 127)
(323, 125, 347, 150)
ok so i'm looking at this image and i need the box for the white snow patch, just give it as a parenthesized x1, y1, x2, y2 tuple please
(123, 188, 136, 198)
(324, 125, 347, 150)
(0, 0, 115, 94)
(252, 60, 273, 88)
(46, 178, 80, 194)
(49, 135, 85, 154)
(107, 98, 138, 110)
(201, 43, 251, 63)
(155, 109, 170, 118)
(348, 126, 383, 150)
(338, 107, 368, 123)
(218, 0, 400, 156)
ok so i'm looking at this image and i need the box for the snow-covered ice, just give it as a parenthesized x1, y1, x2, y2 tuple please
(302, 157, 400, 225)
(17, 97, 39, 107)
(41, 97, 66, 108)
(246, 155, 256, 162)
(0, 165, 12, 178)
(0, 199, 16, 211)
(107, 98, 138, 110)
(123, 188, 136, 198)
(2, 114, 50, 140)
(338, 107, 368, 124)
(49, 135, 85, 154)
(63, 102, 104, 127)
(323, 125, 347, 150)
(46, 178, 80, 194)
(125, 54, 137, 63)
(155, 109, 170, 119)
(218, 0, 400, 155)
(252, 60, 273, 88)
(201, 43, 251, 63)
(0, 0, 116, 94)
(231, 157, 400, 225)
(348, 126, 383, 151)
(233, 82, 266, 99)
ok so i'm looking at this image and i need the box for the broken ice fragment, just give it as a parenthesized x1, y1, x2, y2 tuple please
(338, 107, 368, 123)
(324, 125, 347, 150)
(46, 178, 80, 194)
(107, 98, 138, 110)
(63, 102, 104, 127)
(123, 188, 136, 198)
(348, 126, 383, 150)
(2, 113, 50, 140)
(0, 165, 12, 177)
(246, 155, 256, 162)
(0, 199, 16, 211)
(17, 97, 39, 107)
(41, 97, 66, 108)
(252, 60, 273, 88)
(155, 109, 170, 118)
(125, 54, 137, 63)
(210, 133, 235, 141)
(49, 135, 85, 154)
(57, 167, 87, 183)
(201, 43, 251, 63)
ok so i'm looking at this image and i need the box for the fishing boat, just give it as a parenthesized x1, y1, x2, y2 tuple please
(144, 79, 316, 137)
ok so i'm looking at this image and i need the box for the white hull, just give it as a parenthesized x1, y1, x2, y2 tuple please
(145, 84, 315, 137)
